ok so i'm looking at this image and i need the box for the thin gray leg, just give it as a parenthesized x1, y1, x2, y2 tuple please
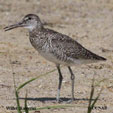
(56, 65, 63, 102)
(68, 66, 75, 101)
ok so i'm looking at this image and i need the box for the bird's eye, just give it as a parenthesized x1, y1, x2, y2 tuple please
(28, 17, 31, 20)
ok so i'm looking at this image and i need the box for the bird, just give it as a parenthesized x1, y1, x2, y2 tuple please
(4, 14, 106, 102)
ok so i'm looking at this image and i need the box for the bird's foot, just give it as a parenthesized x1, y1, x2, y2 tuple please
(66, 98, 75, 104)
(56, 98, 63, 103)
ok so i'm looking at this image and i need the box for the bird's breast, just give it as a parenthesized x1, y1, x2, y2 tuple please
(29, 34, 46, 50)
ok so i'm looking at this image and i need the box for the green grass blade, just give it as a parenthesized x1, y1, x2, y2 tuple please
(8, 52, 22, 113)
(90, 88, 103, 110)
(22, 104, 75, 111)
(87, 78, 95, 113)
(35, 104, 74, 110)
(88, 79, 95, 106)
(24, 91, 29, 113)
(17, 68, 57, 91)
(17, 77, 39, 91)
(95, 78, 107, 87)
(15, 91, 22, 113)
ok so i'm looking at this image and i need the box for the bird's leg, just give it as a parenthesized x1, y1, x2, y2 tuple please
(68, 66, 75, 101)
(56, 65, 63, 102)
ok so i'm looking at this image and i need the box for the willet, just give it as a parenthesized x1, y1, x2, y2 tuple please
(4, 14, 106, 102)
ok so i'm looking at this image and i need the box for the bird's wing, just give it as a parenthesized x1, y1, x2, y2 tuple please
(49, 31, 106, 61)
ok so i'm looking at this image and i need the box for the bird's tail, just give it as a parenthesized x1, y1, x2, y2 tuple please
(94, 55, 106, 61)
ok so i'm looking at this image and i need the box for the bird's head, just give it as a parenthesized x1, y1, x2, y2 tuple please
(4, 14, 43, 31)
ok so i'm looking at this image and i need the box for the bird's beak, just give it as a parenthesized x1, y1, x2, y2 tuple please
(4, 21, 24, 31)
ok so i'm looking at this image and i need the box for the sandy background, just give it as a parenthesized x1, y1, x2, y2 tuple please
(0, 0, 113, 113)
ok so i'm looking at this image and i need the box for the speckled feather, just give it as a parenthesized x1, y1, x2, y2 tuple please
(29, 26, 106, 65)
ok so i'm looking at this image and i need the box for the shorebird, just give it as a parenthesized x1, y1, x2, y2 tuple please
(4, 14, 106, 102)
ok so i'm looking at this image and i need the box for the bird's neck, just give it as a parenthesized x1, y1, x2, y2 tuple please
(29, 25, 45, 36)
(29, 24, 44, 32)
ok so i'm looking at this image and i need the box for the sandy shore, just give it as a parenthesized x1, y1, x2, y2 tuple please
(0, 0, 113, 113)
